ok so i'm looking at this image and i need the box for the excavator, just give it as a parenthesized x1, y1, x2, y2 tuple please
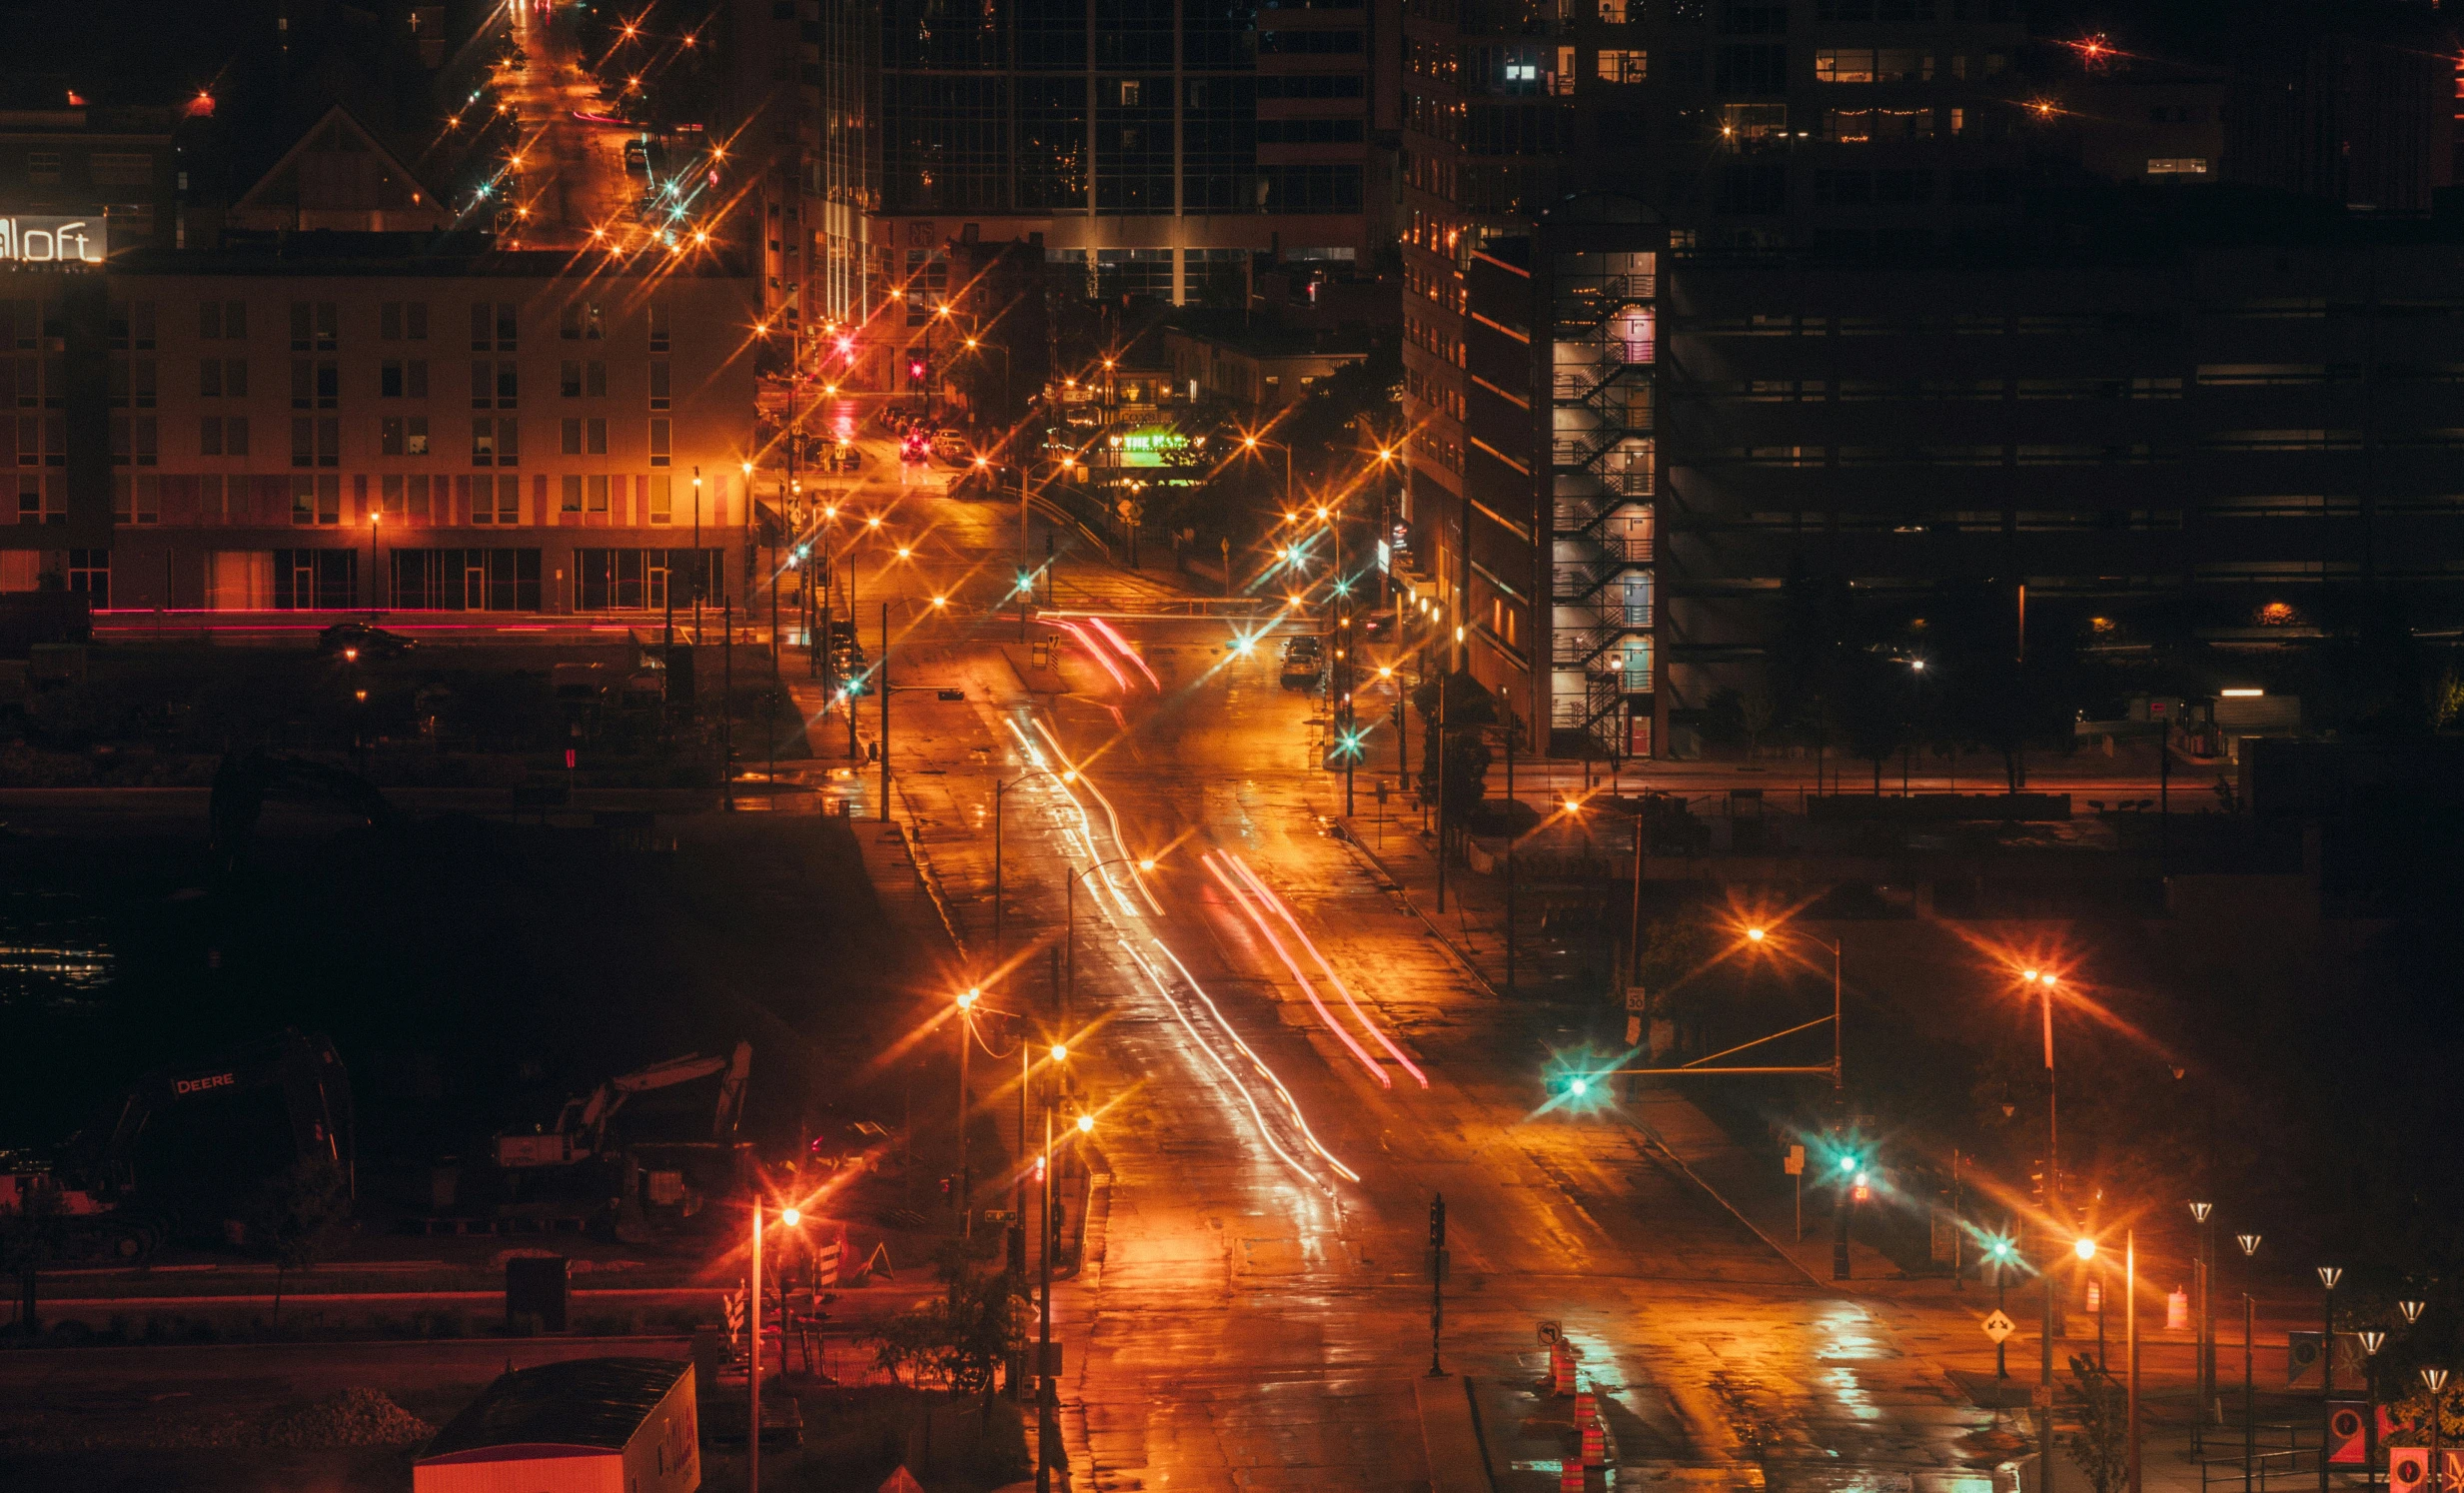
(493, 1042, 751, 1169)
(492, 1043, 752, 1240)
(3, 1028, 355, 1261)
(207, 749, 399, 868)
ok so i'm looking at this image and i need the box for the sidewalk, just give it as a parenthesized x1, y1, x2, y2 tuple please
(1336, 797, 1620, 1004)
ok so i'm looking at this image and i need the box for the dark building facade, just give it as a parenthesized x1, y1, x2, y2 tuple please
(1455, 197, 2464, 757)
(1658, 232, 2464, 733)
(1400, 0, 2033, 748)
(728, 0, 1387, 388)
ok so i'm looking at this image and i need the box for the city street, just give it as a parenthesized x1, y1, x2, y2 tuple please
(814, 494, 2081, 1492)
(497, 0, 637, 249)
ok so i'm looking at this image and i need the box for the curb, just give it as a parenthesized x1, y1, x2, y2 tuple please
(1618, 1112, 1830, 1292)
(1329, 817, 1503, 1000)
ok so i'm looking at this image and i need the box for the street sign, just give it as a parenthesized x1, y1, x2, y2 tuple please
(1538, 1319, 1562, 1347)
(1981, 1310, 2016, 1344)
(982, 1208, 1015, 1225)
(1784, 1145, 1806, 1175)
(1625, 985, 1649, 1012)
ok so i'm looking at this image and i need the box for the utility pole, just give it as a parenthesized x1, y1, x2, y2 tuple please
(2042, 1233, 2058, 1493)
(768, 543, 779, 788)
(721, 593, 734, 811)
(956, 998, 972, 1243)
(1435, 674, 1448, 913)
(1427, 1193, 1447, 1377)
(2127, 1230, 2141, 1493)
(878, 599, 890, 822)
(1504, 724, 1515, 997)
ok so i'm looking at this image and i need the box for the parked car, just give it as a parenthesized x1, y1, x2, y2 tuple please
(1360, 609, 1397, 640)
(318, 621, 415, 660)
(1278, 635, 1325, 690)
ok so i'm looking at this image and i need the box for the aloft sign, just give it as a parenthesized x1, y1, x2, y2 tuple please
(0, 217, 104, 264)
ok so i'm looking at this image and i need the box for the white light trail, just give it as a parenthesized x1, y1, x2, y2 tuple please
(1204, 852, 1390, 1088)
(1147, 939, 1360, 1185)
(1030, 718, 1164, 915)
(1223, 851, 1430, 1089)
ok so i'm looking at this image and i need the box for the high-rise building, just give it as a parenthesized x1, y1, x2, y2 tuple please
(727, 0, 1386, 387)
(1399, 0, 2030, 752)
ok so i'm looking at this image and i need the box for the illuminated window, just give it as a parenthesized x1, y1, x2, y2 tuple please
(1597, 49, 1647, 83)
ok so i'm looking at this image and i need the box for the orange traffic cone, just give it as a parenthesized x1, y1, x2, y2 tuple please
(1582, 1422, 1606, 1468)
(1559, 1455, 1585, 1492)
(1574, 1387, 1597, 1426)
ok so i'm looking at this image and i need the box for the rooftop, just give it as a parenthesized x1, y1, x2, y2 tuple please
(419, 1356, 687, 1460)
(1168, 308, 1375, 359)
(87, 233, 755, 279)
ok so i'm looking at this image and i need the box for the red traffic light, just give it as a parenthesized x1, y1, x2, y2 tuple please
(907, 359, 926, 380)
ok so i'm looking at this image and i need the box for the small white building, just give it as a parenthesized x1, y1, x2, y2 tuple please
(414, 1356, 698, 1493)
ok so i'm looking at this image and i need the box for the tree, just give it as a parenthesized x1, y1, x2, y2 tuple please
(246, 1157, 354, 1329)
(1409, 672, 1497, 836)
(0, 1180, 64, 1336)
(2062, 1353, 2127, 1493)
(867, 1247, 1030, 1421)
(1832, 650, 1914, 794)
(1768, 560, 1850, 764)
(1697, 689, 1751, 757)
(1632, 917, 1724, 1038)
(1923, 580, 2074, 791)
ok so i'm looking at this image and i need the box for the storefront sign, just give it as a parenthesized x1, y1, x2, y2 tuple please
(0, 217, 103, 264)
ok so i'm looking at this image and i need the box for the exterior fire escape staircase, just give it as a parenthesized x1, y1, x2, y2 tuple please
(1548, 261, 1657, 759)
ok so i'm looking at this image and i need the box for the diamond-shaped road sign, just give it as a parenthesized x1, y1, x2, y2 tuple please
(1981, 1310, 2017, 1343)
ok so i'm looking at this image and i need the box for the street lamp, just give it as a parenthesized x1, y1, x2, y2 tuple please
(2319, 1266, 2344, 1493)
(2020, 968, 2065, 1242)
(2423, 1367, 2450, 1493)
(1064, 855, 1155, 1033)
(1987, 1234, 2017, 1380)
(953, 989, 979, 1241)
(747, 1197, 804, 1493)
(1034, 1058, 1093, 1493)
(2191, 1200, 2215, 1454)
(2361, 1329, 2388, 1473)
(2240, 1232, 2263, 1486)
(1240, 433, 1296, 516)
(989, 765, 1074, 966)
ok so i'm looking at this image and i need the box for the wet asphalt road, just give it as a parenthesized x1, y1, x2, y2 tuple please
(832, 494, 2020, 1491)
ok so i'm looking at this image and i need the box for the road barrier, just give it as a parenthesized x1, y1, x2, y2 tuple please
(1549, 1338, 1578, 1396)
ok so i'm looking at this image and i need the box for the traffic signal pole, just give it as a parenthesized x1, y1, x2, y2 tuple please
(879, 600, 891, 822)
(1428, 1193, 1447, 1377)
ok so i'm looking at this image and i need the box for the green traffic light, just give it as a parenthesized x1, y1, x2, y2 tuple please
(1839, 1155, 1856, 1172)
(1570, 1077, 1590, 1097)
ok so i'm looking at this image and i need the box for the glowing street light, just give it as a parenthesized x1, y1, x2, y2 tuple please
(746, 1197, 804, 1490)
